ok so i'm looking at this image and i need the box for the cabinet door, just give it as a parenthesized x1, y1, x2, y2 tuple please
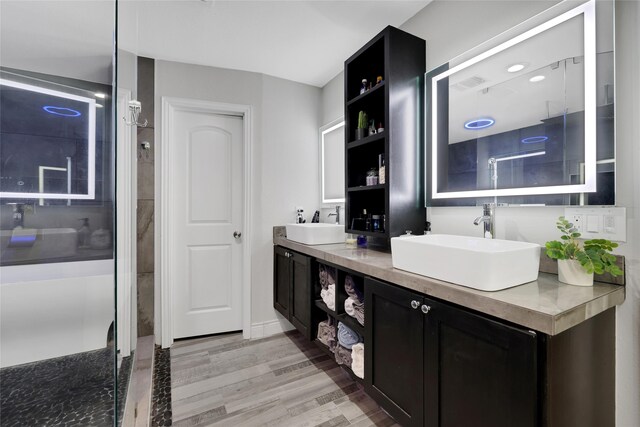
(289, 251, 312, 340)
(365, 277, 424, 427)
(273, 246, 290, 319)
(424, 299, 537, 427)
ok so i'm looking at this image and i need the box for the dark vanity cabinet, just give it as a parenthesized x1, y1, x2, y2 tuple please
(365, 277, 538, 427)
(344, 26, 426, 243)
(273, 246, 313, 339)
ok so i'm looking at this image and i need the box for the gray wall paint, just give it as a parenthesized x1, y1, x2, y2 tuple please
(154, 61, 321, 331)
(320, 1, 639, 423)
(321, 73, 344, 125)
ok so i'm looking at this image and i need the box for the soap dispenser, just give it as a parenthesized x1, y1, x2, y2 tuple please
(78, 218, 91, 248)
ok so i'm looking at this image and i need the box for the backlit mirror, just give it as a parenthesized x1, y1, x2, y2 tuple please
(0, 77, 97, 200)
(320, 119, 345, 204)
(427, 0, 614, 206)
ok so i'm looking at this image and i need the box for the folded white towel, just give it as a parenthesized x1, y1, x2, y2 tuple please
(344, 297, 356, 317)
(320, 284, 335, 311)
(351, 343, 364, 379)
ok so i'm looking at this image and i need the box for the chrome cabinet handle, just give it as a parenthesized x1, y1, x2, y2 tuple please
(233, 231, 242, 239)
(421, 304, 431, 314)
(411, 300, 420, 309)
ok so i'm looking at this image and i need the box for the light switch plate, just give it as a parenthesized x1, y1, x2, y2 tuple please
(564, 207, 626, 242)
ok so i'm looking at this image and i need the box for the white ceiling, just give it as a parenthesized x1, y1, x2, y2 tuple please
(1, 1, 431, 88)
(119, 0, 431, 87)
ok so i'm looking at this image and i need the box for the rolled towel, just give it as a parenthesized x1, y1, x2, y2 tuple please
(352, 300, 364, 326)
(344, 297, 356, 317)
(337, 322, 362, 349)
(351, 343, 364, 379)
(326, 267, 336, 287)
(335, 344, 353, 367)
(344, 275, 364, 303)
(319, 268, 328, 289)
(317, 320, 337, 353)
(320, 284, 335, 311)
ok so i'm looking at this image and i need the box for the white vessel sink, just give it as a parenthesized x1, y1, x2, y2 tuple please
(391, 234, 540, 291)
(286, 223, 345, 245)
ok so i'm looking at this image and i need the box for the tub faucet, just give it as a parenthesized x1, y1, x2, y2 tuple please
(328, 206, 341, 225)
(473, 203, 495, 239)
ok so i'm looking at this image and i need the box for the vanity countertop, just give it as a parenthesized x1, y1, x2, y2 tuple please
(274, 231, 625, 336)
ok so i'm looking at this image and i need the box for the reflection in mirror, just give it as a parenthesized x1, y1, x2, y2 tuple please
(0, 77, 96, 200)
(321, 119, 345, 204)
(427, 0, 614, 206)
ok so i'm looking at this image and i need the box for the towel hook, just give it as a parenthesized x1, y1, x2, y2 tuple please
(123, 100, 148, 127)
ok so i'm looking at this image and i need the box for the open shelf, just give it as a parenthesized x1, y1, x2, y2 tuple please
(337, 313, 365, 336)
(314, 299, 335, 316)
(346, 81, 385, 106)
(344, 26, 425, 243)
(347, 184, 386, 193)
(347, 131, 386, 149)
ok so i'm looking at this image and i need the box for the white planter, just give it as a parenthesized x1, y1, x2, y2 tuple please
(558, 259, 594, 286)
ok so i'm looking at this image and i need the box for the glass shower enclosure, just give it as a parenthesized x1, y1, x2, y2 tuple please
(0, 1, 129, 425)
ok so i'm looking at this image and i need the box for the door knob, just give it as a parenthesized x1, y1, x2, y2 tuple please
(411, 300, 420, 309)
(233, 231, 242, 239)
(421, 304, 431, 314)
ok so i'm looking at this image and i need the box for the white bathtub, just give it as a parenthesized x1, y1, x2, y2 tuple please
(0, 260, 114, 368)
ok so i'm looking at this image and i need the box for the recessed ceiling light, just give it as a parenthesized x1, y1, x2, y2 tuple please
(43, 106, 81, 117)
(521, 136, 548, 144)
(96, 104, 104, 108)
(95, 93, 106, 99)
(507, 64, 525, 73)
(529, 75, 545, 83)
(464, 118, 495, 130)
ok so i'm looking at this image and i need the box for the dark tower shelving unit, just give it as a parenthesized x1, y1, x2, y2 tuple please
(344, 26, 426, 246)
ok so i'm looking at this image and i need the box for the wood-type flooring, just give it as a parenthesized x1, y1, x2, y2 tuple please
(170, 331, 398, 426)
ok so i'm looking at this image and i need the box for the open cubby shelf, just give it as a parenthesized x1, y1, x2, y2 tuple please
(346, 81, 385, 107)
(344, 26, 426, 244)
(347, 131, 385, 148)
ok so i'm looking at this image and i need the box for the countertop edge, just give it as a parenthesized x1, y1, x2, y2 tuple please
(273, 236, 625, 336)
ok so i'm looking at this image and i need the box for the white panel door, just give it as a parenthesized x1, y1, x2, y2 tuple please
(170, 109, 243, 339)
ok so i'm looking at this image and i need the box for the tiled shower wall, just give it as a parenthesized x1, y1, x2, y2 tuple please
(137, 57, 155, 337)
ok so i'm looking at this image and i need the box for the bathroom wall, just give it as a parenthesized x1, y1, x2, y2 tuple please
(154, 61, 321, 336)
(321, 0, 639, 423)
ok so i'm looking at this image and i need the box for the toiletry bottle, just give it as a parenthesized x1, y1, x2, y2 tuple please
(311, 210, 320, 223)
(378, 154, 385, 184)
(424, 221, 432, 235)
(357, 235, 367, 247)
(78, 218, 91, 248)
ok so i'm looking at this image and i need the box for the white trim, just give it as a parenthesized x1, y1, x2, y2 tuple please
(116, 89, 135, 357)
(250, 319, 295, 339)
(430, 0, 597, 200)
(160, 97, 253, 348)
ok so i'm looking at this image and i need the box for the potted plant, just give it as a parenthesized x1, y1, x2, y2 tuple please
(545, 216, 623, 286)
(355, 111, 368, 140)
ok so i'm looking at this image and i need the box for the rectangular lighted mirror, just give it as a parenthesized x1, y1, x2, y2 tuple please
(0, 78, 96, 200)
(320, 119, 345, 204)
(427, 0, 614, 205)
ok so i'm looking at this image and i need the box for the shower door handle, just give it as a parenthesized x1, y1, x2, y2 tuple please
(233, 231, 242, 239)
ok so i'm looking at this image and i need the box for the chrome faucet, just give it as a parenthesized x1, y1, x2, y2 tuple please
(327, 206, 341, 225)
(7, 203, 25, 229)
(473, 203, 495, 239)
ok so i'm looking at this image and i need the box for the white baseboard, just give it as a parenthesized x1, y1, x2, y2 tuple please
(250, 318, 295, 339)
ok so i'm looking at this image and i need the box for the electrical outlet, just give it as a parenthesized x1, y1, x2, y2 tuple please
(564, 207, 626, 242)
(568, 214, 584, 232)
